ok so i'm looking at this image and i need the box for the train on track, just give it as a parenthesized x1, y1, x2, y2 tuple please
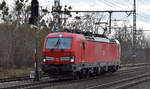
(40, 32, 121, 79)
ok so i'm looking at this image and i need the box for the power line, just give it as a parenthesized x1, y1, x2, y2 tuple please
(92, 0, 109, 10)
(104, 0, 126, 9)
(97, 0, 133, 21)
(58, 10, 133, 13)
(100, 0, 118, 9)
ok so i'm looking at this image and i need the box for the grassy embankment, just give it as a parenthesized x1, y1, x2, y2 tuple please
(0, 67, 34, 78)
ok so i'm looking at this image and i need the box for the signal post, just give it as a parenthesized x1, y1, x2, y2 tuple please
(29, 0, 40, 81)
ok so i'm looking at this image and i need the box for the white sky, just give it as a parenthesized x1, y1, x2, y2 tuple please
(3, 0, 150, 30)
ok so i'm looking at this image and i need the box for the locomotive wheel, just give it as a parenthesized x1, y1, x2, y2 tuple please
(73, 71, 80, 80)
(85, 70, 90, 78)
(81, 69, 90, 78)
(112, 66, 117, 72)
(108, 66, 115, 73)
(100, 67, 106, 75)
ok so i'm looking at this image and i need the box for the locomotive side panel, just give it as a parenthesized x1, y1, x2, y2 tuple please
(85, 41, 120, 63)
(108, 44, 119, 61)
(73, 36, 84, 64)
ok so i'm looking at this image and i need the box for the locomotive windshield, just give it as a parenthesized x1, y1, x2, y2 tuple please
(46, 37, 72, 49)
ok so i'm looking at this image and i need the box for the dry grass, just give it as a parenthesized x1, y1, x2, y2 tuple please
(0, 67, 34, 78)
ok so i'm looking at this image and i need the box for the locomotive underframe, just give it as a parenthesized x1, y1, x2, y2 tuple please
(42, 61, 120, 78)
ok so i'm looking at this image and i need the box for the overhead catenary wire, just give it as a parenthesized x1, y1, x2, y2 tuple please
(96, 0, 132, 20)
(104, 0, 126, 9)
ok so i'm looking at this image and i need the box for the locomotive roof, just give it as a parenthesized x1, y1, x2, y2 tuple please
(47, 32, 118, 44)
(85, 36, 117, 43)
(46, 32, 84, 38)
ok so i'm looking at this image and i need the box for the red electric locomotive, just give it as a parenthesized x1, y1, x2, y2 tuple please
(41, 32, 121, 78)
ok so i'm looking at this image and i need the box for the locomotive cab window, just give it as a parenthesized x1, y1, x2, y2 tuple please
(46, 37, 72, 49)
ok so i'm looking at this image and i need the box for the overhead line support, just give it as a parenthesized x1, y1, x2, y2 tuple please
(54, 10, 134, 34)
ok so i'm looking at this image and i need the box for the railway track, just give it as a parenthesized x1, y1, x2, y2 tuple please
(42, 66, 150, 89)
(120, 63, 150, 67)
(0, 75, 48, 83)
(0, 63, 149, 83)
(0, 63, 149, 89)
(0, 76, 30, 83)
(27, 66, 150, 89)
(87, 73, 150, 89)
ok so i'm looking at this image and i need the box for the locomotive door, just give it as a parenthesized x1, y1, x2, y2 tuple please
(81, 42, 85, 63)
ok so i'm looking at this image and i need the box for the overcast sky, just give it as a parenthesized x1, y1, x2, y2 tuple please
(3, 0, 150, 30)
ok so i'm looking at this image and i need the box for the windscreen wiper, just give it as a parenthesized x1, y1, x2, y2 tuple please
(54, 38, 61, 49)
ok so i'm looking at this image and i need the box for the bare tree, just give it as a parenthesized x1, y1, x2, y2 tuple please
(0, 0, 10, 23)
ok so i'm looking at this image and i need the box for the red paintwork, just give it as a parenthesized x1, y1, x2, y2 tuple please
(84, 41, 120, 63)
(41, 32, 121, 65)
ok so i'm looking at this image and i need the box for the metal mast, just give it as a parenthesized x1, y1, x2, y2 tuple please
(133, 0, 136, 33)
(133, 0, 136, 52)
(52, 0, 62, 32)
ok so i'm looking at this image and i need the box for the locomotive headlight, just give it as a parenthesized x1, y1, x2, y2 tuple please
(70, 58, 75, 62)
(43, 58, 46, 62)
(60, 56, 75, 62)
(43, 56, 54, 62)
(70, 56, 75, 62)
